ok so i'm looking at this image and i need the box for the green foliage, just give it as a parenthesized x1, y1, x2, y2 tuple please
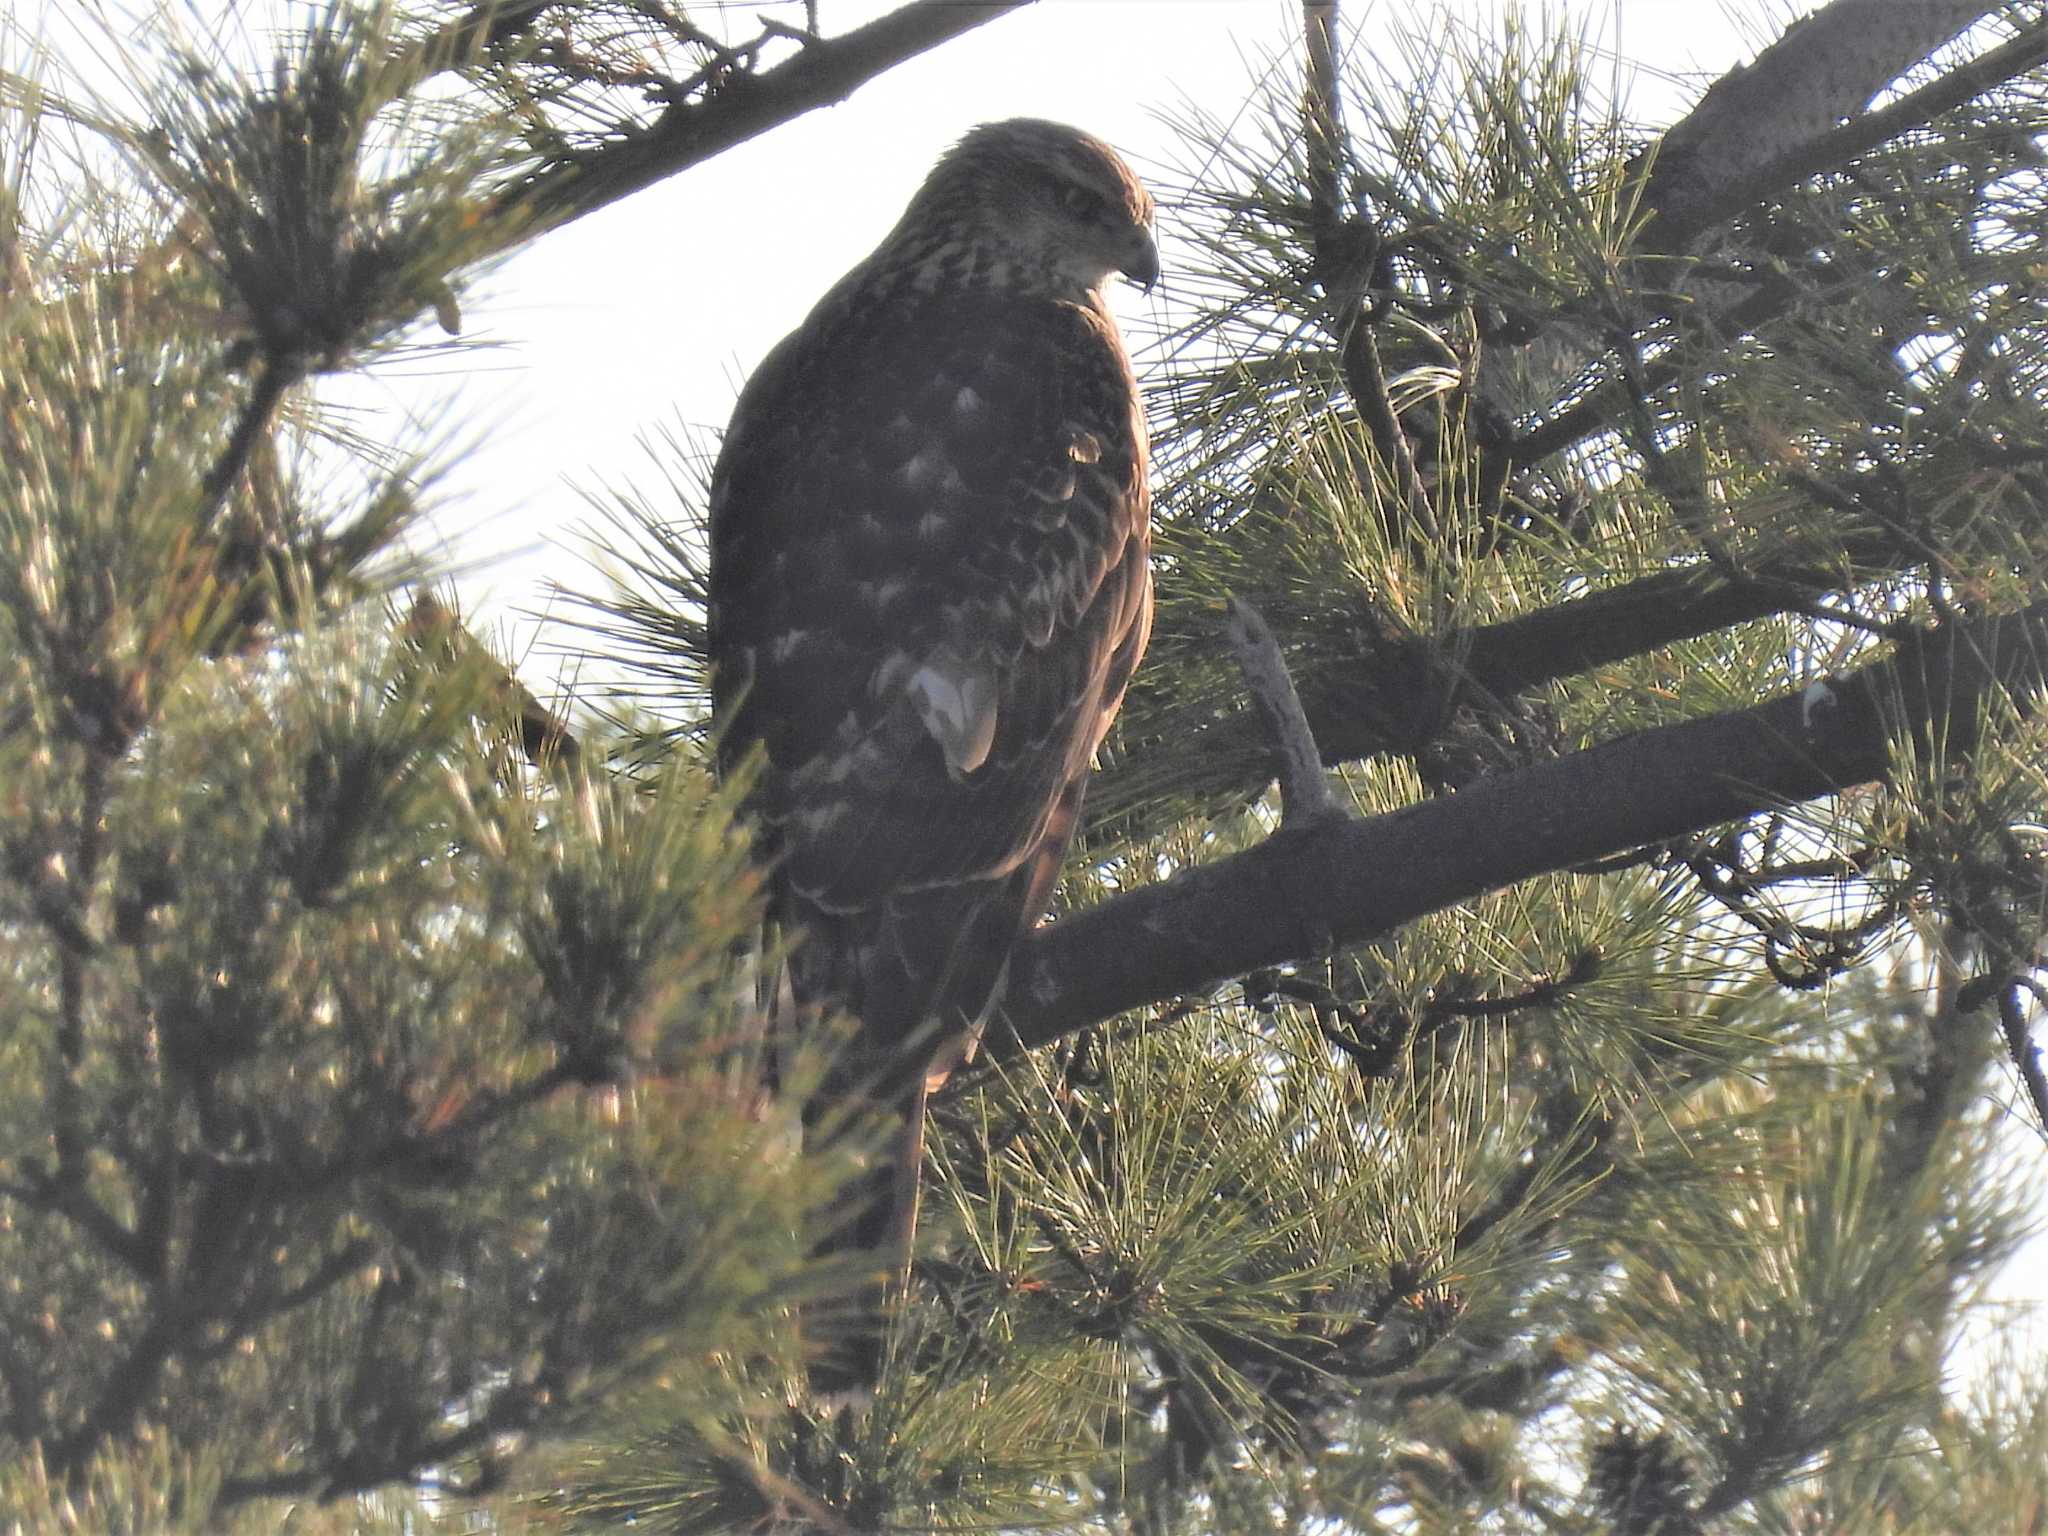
(6, 2, 2048, 1535)
(1595, 1092, 2013, 1513)
(531, 4, 2048, 1531)
(0, 6, 867, 1525)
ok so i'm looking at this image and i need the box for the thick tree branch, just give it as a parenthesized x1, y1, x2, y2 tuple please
(1308, 563, 1810, 767)
(1106, 538, 1891, 828)
(492, 1, 1034, 238)
(1667, 15, 2048, 248)
(1332, 510, 1945, 751)
(1496, 4, 2048, 474)
(1641, 0, 2020, 250)
(1010, 601, 2048, 1049)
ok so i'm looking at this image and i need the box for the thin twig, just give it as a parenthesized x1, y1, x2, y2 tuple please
(199, 359, 292, 524)
(1434, 951, 1602, 1019)
(1343, 321, 1437, 540)
(1996, 980, 2048, 1130)
(1223, 598, 1347, 829)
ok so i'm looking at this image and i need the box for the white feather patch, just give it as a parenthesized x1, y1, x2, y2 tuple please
(901, 448, 963, 494)
(907, 655, 998, 777)
(794, 798, 848, 837)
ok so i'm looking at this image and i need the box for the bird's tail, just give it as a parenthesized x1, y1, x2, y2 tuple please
(781, 876, 1026, 1399)
(782, 775, 1090, 1398)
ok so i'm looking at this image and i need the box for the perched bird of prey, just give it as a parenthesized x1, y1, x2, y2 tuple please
(706, 118, 1157, 1384)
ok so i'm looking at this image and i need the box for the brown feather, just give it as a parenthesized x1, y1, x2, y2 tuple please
(705, 119, 1156, 1396)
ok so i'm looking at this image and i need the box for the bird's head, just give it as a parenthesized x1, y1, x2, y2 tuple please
(895, 118, 1159, 299)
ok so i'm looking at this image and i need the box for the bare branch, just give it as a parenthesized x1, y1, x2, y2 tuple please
(1224, 597, 1346, 829)
(1341, 317, 1435, 537)
(1301, 0, 1345, 239)
(1499, 5, 2048, 472)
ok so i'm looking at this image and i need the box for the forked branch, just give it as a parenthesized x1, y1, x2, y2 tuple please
(1005, 602, 2048, 1050)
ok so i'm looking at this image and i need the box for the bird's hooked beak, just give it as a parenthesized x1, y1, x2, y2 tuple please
(1121, 227, 1161, 293)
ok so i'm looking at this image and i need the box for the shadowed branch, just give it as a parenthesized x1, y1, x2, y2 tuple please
(1006, 601, 2048, 1049)
(488, 0, 1036, 238)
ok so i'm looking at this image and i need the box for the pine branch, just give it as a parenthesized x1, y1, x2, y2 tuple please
(1105, 521, 1914, 826)
(491, 0, 1034, 238)
(1341, 316, 1435, 537)
(373, 0, 556, 109)
(1504, 266, 1805, 469)
(1498, 4, 2048, 469)
(0, 1324, 44, 1447)
(213, 1389, 533, 1506)
(1224, 596, 1346, 828)
(1007, 600, 2048, 1048)
(0, 1171, 154, 1282)
(1300, 0, 1441, 540)
(1995, 977, 2048, 1128)
(45, 1313, 184, 1480)
(1301, 1, 1343, 239)
(1640, 0, 2027, 251)
(45, 757, 125, 1275)
(196, 361, 294, 522)
(403, 593, 579, 771)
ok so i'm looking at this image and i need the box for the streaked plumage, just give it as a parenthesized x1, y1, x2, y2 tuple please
(706, 119, 1156, 1383)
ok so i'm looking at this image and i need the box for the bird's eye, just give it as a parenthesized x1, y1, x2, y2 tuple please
(1059, 184, 1105, 221)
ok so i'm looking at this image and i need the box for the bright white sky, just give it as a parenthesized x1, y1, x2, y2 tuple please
(336, 0, 1767, 625)
(21, 0, 1769, 612)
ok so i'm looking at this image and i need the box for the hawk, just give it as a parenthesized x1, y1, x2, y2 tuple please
(706, 119, 1156, 1379)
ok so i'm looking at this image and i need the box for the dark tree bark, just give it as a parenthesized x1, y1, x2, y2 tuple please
(1641, 0, 2007, 247)
(488, 1, 1036, 238)
(1004, 601, 2048, 1051)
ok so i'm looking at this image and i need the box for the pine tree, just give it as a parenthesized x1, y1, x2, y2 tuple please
(4, 3, 2048, 1534)
(0, 2, 990, 1528)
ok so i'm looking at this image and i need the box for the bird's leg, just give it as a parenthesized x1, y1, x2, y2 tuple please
(852, 1074, 933, 1390)
(1224, 596, 1351, 829)
(885, 1076, 930, 1289)
(804, 1073, 930, 1406)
